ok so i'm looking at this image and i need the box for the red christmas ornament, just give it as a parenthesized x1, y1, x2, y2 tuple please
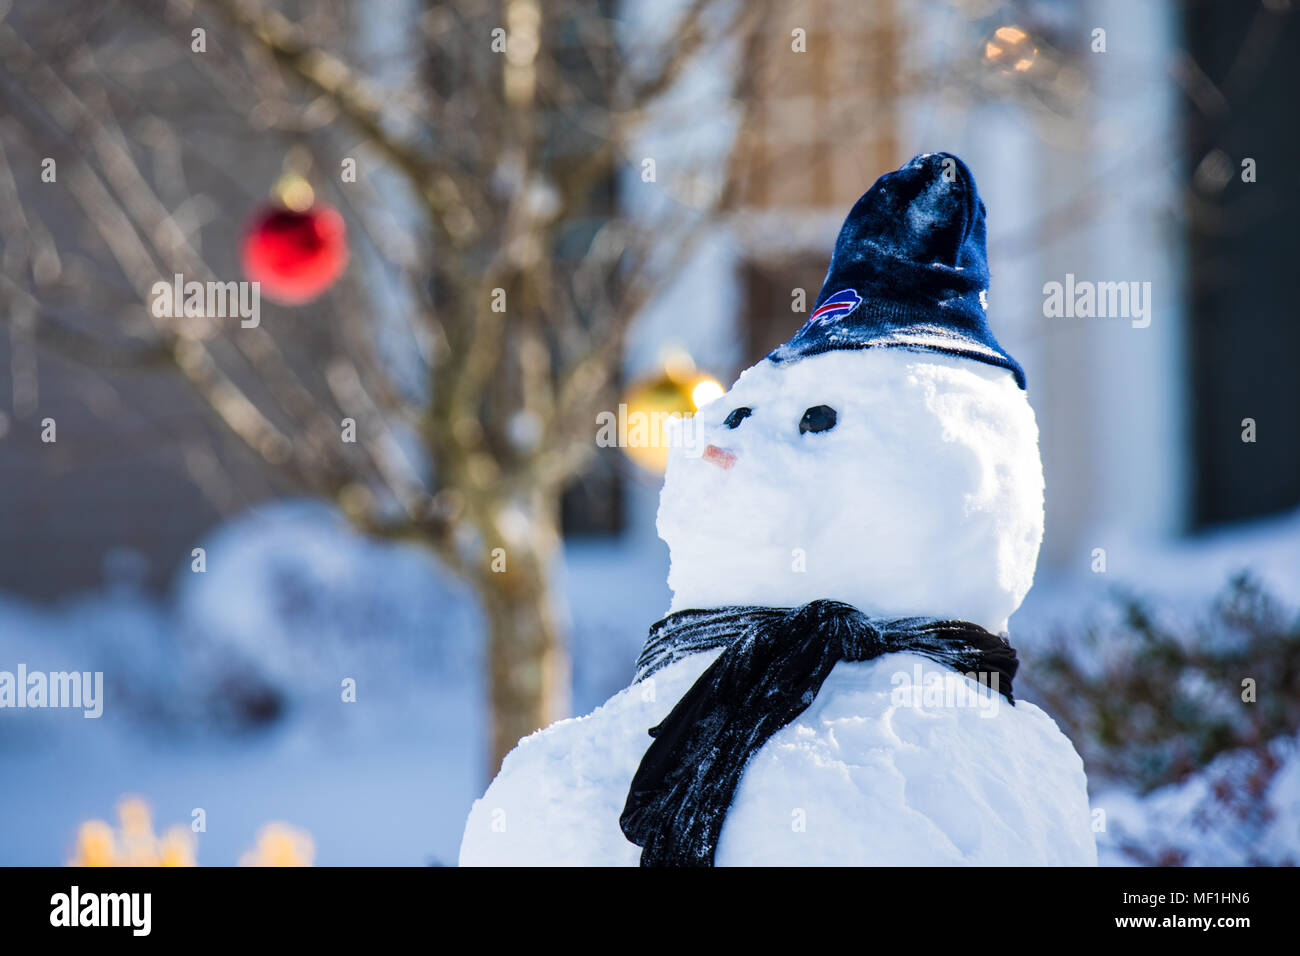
(241, 192, 348, 305)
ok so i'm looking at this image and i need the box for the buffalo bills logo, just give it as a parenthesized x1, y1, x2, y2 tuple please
(810, 288, 862, 325)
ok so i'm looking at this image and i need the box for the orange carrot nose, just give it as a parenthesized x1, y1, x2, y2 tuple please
(702, 444, 737, 470)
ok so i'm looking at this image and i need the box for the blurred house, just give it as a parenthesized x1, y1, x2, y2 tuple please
(0, 0, 317, 599)
(0, 233, 283, 600)
(625, 0, 1300, 579)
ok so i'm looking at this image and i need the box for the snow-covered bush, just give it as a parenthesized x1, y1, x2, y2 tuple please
(1098, 737, 1299, 866)
(0, 501, 483, 740)
(1025, 573, 1299, 791)
(1020, 573, 1300, 864)
(173, 501, 482, 734)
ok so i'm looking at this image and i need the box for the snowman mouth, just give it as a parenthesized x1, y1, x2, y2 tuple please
(702, 444, 737, 470)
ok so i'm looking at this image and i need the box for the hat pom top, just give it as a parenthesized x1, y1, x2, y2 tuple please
(767, 152, 1025, 390)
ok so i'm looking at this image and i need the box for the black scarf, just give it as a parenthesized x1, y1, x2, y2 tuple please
(619, 599, 1018, 867)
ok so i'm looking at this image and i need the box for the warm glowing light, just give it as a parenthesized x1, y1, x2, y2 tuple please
(118, 796, 152, 836)
(240, 823, 315, 867)
(984, 25, 1037, 74)
(691, 378, 724, 409)
(69, 797, 197, 867)
(72, 821, 117, 867)
(68, 795, 310, 866)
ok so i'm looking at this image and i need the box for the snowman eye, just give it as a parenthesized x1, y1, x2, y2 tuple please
(799, 405, 837, 435)
(723, 407, 752, 429)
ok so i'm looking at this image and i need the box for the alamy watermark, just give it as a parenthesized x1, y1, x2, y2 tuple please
(150, 273, 260, 328)
(595, 404, 704, 450)
(890, 662, 1003, 717)
(1042, 273, 1151, 329)
(0, 664, 103, 718)
(50, 886, 150, 936)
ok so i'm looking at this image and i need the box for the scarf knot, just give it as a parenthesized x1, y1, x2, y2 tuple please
(621, 599, 1018, 866)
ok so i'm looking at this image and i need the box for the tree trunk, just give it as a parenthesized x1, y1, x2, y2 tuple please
(476, 502, 570, 775)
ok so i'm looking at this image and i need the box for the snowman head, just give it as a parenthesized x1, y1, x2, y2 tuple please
(657, 153, 1043, 634)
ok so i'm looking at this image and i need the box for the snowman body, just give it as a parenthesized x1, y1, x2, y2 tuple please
(460, 348, 1098, 866)
(459, 652, 1095, 866)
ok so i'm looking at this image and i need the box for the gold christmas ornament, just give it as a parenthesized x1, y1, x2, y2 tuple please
(616, 351, 723, 474)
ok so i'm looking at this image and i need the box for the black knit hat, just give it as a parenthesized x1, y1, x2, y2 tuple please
(767, 152, 1026, 389)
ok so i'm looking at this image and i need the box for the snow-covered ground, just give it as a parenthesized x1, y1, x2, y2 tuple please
(0, 500, 663, 866)
(1018, 506, 1300, 633)
(0, 499, 1295, 865)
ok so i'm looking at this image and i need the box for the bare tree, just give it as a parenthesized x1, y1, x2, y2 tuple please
(0, 0, 764, 769)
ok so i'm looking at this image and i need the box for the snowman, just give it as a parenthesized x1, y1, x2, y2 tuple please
(460, 152, 1097, 866)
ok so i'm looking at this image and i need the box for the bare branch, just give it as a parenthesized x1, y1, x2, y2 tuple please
(197, 0, 482, 247)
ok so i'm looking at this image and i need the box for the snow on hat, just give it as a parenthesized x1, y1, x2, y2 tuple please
(767, 152, 1026, 389)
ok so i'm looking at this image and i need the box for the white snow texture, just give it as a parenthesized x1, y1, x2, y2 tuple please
(461, 348, 1097, 865)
